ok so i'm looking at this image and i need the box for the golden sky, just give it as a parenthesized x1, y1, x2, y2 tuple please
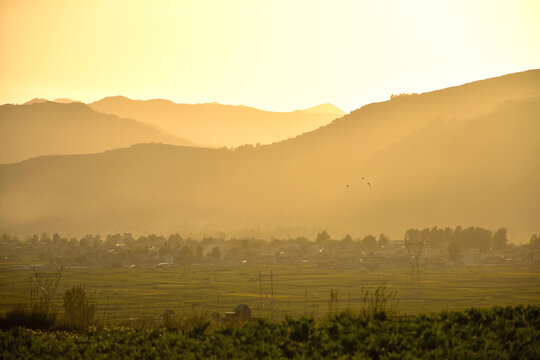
(1, 0, 539, 112)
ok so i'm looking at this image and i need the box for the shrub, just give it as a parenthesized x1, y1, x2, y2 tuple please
(0, 267, 62, 330)
(0, 303, 57, 330)
(361, 282, 398, 317)
(63, 285, 96, 329)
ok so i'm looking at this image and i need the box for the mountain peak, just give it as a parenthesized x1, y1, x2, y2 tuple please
(23, 98, 50, 105)
(301, 103, 345, 117)
(98, 95, 132, 103)
(53, 98, 80, 104)
(89, 97, 342, 147)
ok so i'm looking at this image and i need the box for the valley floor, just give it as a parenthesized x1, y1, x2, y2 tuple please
(1, 264, 538, 321)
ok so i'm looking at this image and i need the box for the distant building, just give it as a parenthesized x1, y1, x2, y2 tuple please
(225, 304, 251, 321)
(234, 304, 251, 319)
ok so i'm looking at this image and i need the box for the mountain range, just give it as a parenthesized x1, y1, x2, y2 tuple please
(0, 101, 196, 164)
(1, 98, 345, 163)
(0, 70, 539, 238)
(88, 97, 345, 147)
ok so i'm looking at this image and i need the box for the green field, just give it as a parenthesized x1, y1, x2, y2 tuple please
(1, 264, 539, 322)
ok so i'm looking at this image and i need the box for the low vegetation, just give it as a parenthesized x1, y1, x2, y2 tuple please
(1, 227, 538, 357)
(1, 306, 538, 359)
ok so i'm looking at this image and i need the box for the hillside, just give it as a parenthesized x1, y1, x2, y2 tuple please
(331, 97, 540, 236)
(22, 98, 48, 105)
(0, 70, 539, 237)
(89, 97, 344, 147)
(0, 102, 198, 163)
(261, 69, 540, 165)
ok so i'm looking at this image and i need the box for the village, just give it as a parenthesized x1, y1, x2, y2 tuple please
(2, 228, 538, 270)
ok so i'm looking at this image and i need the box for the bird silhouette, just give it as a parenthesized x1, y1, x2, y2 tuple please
(367, 182, 371, 186)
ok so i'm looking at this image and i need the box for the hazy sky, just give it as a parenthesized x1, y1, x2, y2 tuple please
(1, 0, 539, 112)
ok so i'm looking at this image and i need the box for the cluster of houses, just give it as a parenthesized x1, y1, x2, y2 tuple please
(1, 231, 538, 270)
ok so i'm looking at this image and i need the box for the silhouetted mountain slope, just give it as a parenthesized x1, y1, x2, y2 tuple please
(22, 98, 48, 105)
(1, 70, 539, 237)
(89, 97, 344, 147)
(0, 102, 199, 163)
(17, 98, 80, 105)
(334, 97, 540, 235)
(261, 69, 540, 167)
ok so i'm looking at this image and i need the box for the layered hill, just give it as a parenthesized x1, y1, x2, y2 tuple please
(22, 98, 81, 105)
(0, 102, 198, 163)
(89, 97, 345, 147)
(22, 98, 49, 105)
(51, 98, 80, 104)
(1, 70, 539, 237)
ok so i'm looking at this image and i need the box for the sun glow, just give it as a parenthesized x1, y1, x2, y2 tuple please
(1, 0, 539, 112)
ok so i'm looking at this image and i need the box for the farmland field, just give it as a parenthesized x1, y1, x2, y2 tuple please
(1, 264, 538, 322)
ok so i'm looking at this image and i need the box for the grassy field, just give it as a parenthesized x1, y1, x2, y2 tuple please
(1, 264, 539, 322)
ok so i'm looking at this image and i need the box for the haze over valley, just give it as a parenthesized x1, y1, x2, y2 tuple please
(1, 2, 540, 357)
(1, 70, 539, 239)
(0, 101, 197, 164)
(89, 96, 345, 147)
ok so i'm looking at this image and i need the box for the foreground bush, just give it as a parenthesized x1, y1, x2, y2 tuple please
(63, 286, 96, 330)
(0, 304, 57, 330)
(1, 305, 539, 359)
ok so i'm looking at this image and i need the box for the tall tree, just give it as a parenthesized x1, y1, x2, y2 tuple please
(492, 228, 508, 250)
(362, 235, 377, 251)
(378, 233, 389, 249)
(447, 241, 462, 262)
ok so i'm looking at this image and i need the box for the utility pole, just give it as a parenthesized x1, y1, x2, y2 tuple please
(259, 270, 262, 298)
(270, 270, 274, 317)
(531, 235, 538, 270)
(404, 232, 425, 310)
(404, 235, 424, 279)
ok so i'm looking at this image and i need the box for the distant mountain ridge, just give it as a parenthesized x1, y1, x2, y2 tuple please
(21, 98, 81, 105)
(300, 103, 345, 116)
(52, 98, 80, 104)
(89, 97, 345, 147)
(22, 98, 49, 105)
(0, 102, 198, 163)
(1, 70, 539, 238)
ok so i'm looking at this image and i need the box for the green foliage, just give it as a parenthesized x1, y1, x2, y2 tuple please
(340, 234, 353, 246)
(208, 246, 221, 260)
(447, 241, 462, 261)
(176, 245, 194, 264)
(361, 282, 398, 317)
(0, 303, 57, 330)
(404, 225, 506, 251)
(328, 289, 339, 317)
(378, 233, 389, 248)
(63, 286, 96, 329)
(0, 267, 62, 330)
(0, 225, 517, 268)
(1, 306, 538, 359)
(362, 234, 377, 251)
(315, 230, 331, 245)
